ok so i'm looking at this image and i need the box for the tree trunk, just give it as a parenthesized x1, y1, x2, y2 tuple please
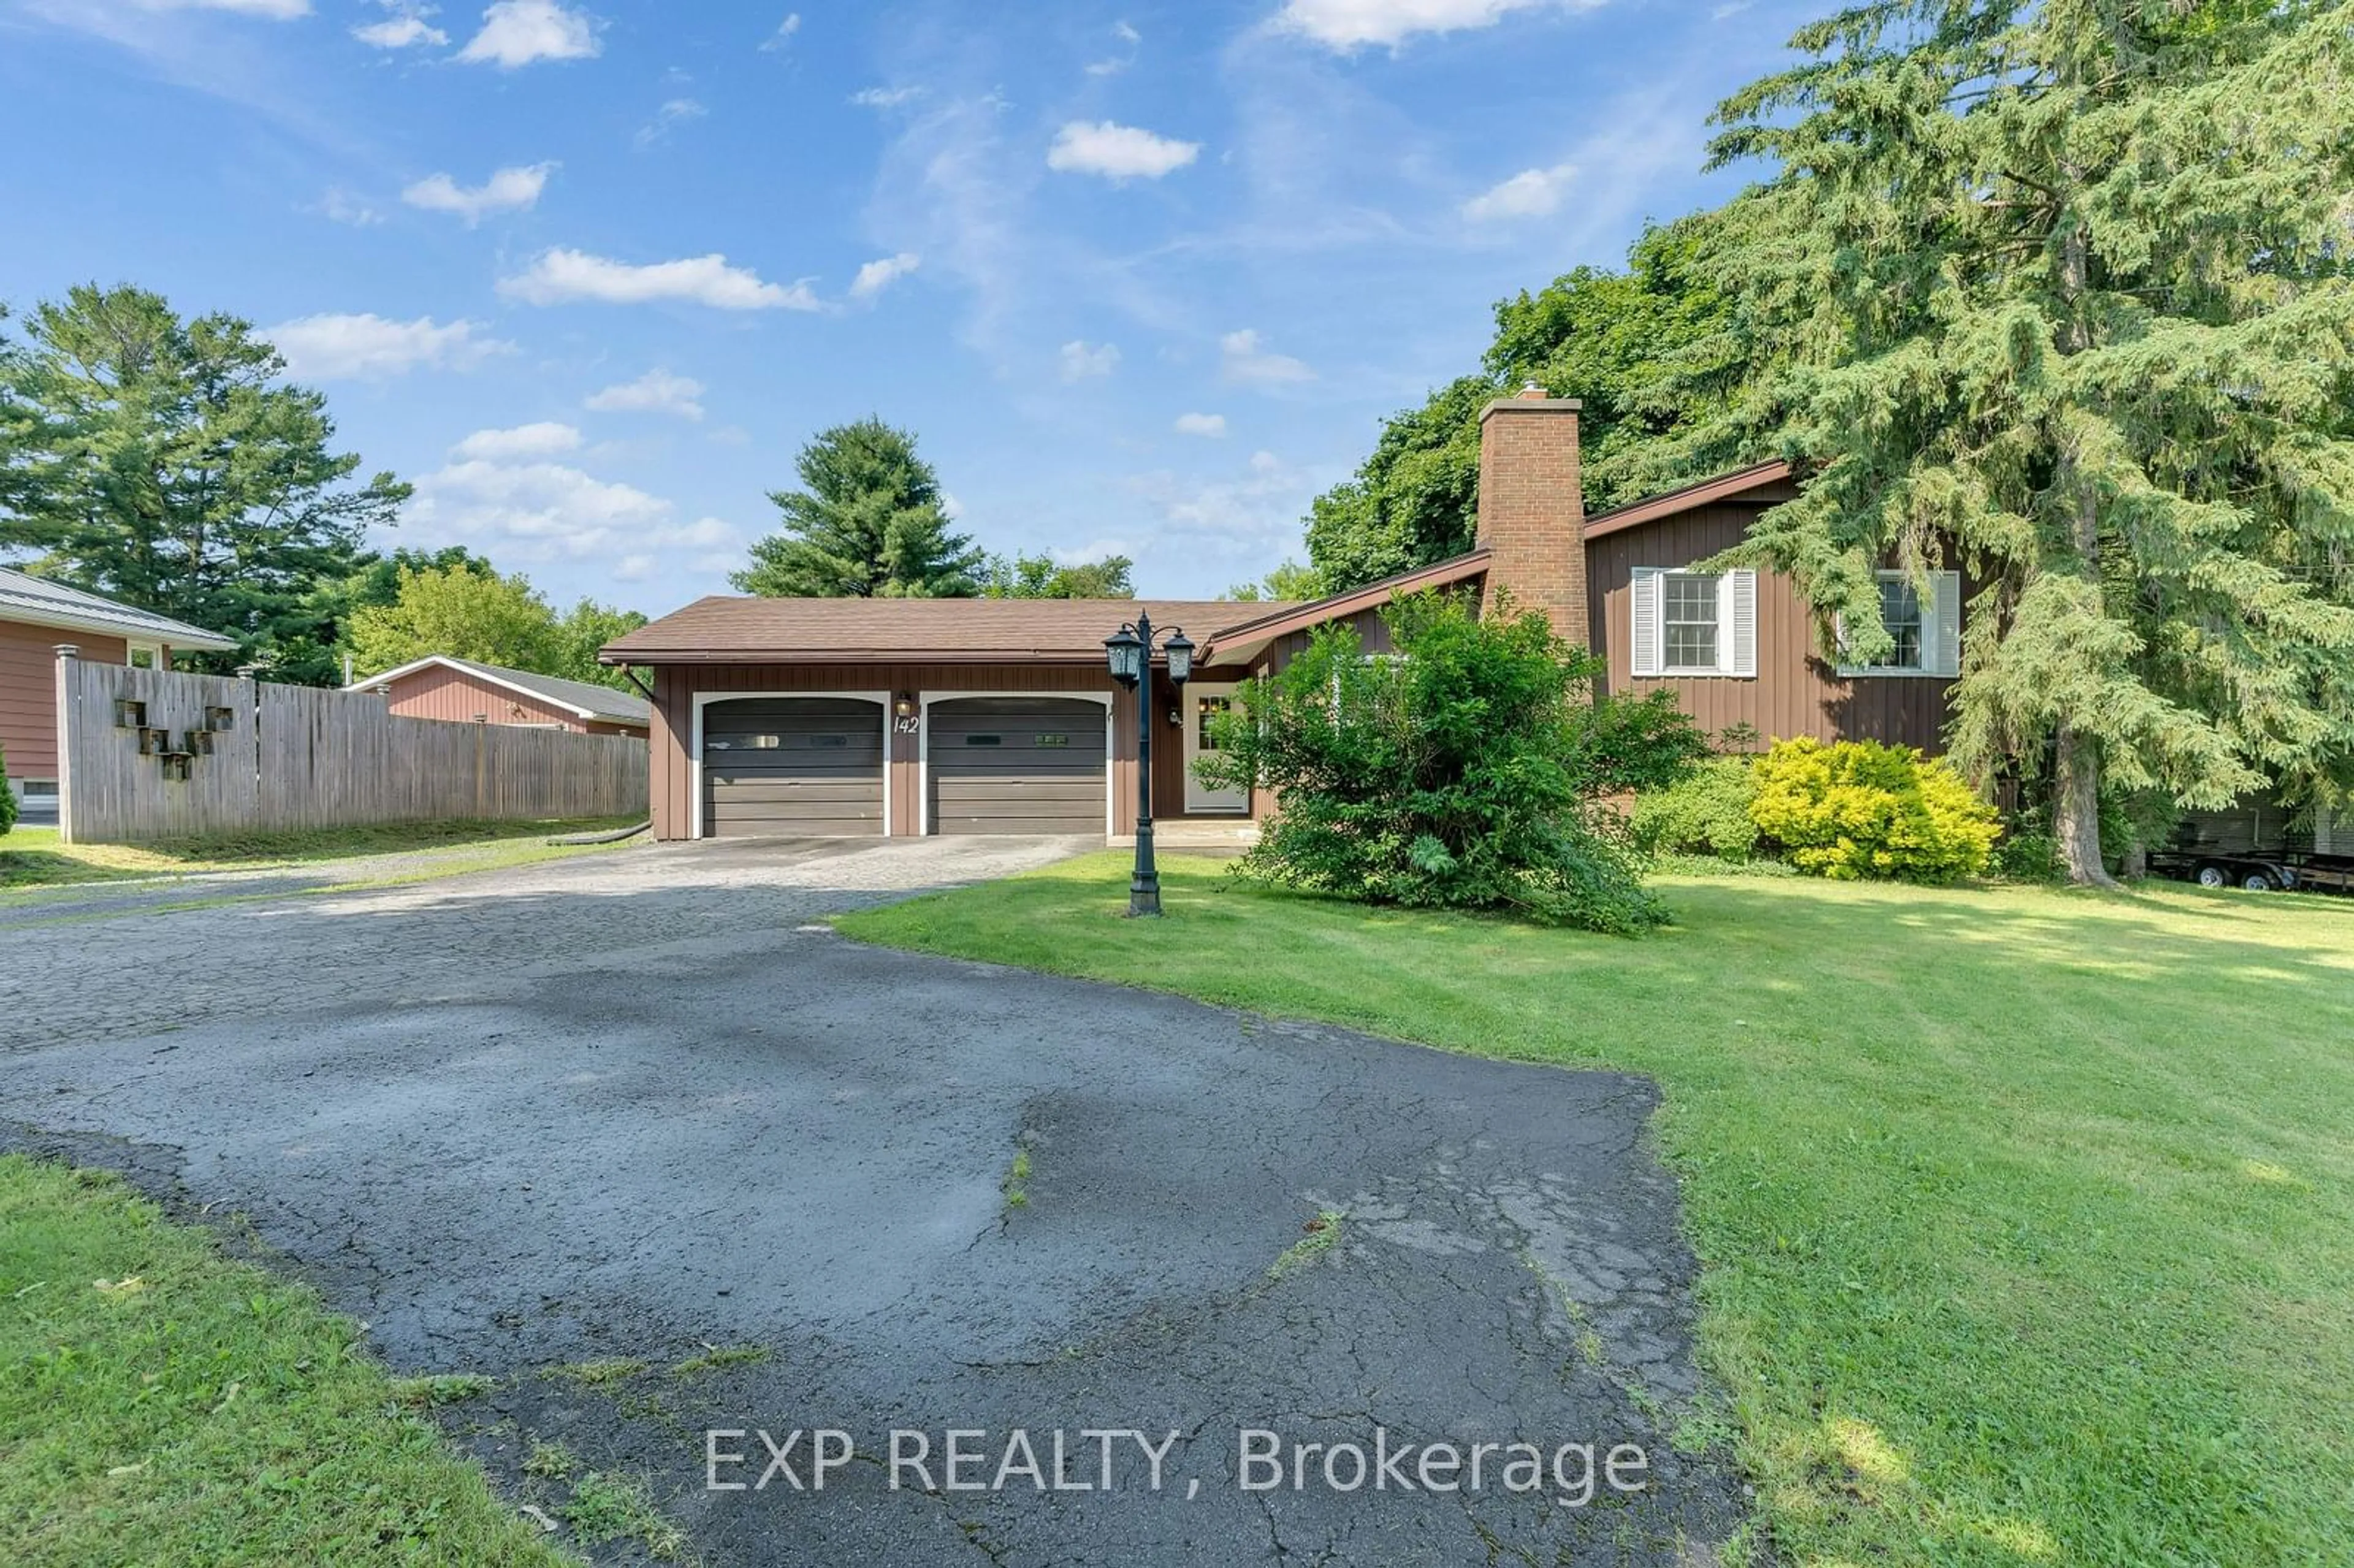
(2054, 721, 2117, 888)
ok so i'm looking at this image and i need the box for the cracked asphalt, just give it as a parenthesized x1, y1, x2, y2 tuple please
(1, 835, 1747, 1566)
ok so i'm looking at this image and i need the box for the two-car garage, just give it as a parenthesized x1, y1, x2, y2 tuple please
(696, 693, 1107, 839)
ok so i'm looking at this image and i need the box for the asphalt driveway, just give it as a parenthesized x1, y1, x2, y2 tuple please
(0, 835, 1745, 1566)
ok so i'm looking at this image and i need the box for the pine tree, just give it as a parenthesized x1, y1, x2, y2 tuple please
(1706, 0, 2354, 883)
(732, 418, 983, 598)
(0, 285, 408, 683)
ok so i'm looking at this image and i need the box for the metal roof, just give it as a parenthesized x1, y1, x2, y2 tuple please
(0, 565, 241, 652)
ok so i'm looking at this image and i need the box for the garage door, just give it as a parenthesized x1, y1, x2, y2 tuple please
(701, 698, 884, 838)
(928, 697, 1106, 835)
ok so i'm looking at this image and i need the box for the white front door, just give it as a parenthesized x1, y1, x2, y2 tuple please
(1183, 685, 1247, 814)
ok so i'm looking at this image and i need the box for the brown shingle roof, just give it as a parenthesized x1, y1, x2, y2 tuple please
(601, 596, 1303, 665)
(1579, 460, 1795, 541)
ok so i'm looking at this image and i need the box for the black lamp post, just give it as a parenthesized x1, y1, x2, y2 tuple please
(1105, 610, 1194, 916)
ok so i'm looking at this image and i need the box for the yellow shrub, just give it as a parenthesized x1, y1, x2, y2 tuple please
(1748, 737, 2000, 883)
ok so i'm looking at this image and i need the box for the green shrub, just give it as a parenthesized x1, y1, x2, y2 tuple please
(1198, 593, 1666, 933)
(0, 741, 14, 836)
(1629, 757, 1761, 861)
(1748, 737, 2001, 883)
(1564, 688, 1713, 796)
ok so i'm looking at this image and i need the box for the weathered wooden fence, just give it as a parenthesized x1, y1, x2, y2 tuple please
(56, 655, 647, 843)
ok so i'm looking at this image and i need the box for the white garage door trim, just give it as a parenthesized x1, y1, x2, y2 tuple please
(919, 690, 1115, 839)
(691, 690, 893, 841)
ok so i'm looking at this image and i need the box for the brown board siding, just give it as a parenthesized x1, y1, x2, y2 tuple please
(378, 665, 590, 732)
(649, 661, 1125, 840)
(2, 622, 129, 780)
(1584, 502, 1957, 753)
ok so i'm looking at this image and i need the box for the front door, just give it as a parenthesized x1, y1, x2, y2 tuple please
(1183, 686, 1247, 814)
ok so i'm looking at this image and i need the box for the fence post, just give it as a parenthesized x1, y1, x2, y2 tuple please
(52, 644, 79, 843)
(474, 718, 487, 819)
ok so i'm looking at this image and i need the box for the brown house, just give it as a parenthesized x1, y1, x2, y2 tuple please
(351, 655, 652, 737)
(1, 566, 240, 821)
(603, 389, 1965, 843)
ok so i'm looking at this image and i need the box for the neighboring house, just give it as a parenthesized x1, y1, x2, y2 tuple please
(605, 388, 1964, 843)
(1, 566, 240, 821)
(349, 655, 652, 737)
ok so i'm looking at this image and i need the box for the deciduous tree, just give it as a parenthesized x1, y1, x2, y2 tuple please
(982, 551, 1135, 598)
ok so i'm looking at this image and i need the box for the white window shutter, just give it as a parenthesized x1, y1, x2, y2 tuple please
(1631, 568, 1663, 678)
(1932, 571, 1962, 677)
(1726, 570, 1758, 677)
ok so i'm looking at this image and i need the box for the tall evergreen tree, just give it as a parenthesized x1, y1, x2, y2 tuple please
(1706, 0, 2354, 883)
(0, 285, 408, 683)
(732, 418, 983, 598)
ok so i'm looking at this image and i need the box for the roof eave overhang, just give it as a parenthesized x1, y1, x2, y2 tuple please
(1198, 550, 1491, 664)
(1, 603, 240, 652)
(599, 647, 1124, 668)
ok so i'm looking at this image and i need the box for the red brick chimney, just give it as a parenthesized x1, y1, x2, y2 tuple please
(1475, 383, 1587, 649)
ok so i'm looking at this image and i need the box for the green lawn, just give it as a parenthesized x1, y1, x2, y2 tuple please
(838, 853, 2354, 1567)
(0, 817, 644, 893)
(0, 1157, 563, 1566)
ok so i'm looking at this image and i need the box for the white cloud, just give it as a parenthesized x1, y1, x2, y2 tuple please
(1174, 412, 1228, 438)
(1219, 328, 1313, 386)
(636, 97, 706, 148)
(455, 0, 598, 68)
(451, 422, 583, 460)
(1124, 450, 1314, 561)
(1046, 120, 1200, 181)
(1461, 161, 1577, 221)
(848, 252, 921, 302)
(264, 313, 512, 379)
(1271, 0, 1579, 51)
(1085, 18, 1140, 74)
(354, 6, 446, 47)
(401, 162, 553, 224)
(759, 11, 798, 50)
(1059, 340, 1120, 382)
(405, 459, 671, 561)
(850, 85, 923, 108)
(317, 186, 383, 226)
(584, 369, 706, 419)
(138, 0, 309, 15)
(500, 249, 820, 310)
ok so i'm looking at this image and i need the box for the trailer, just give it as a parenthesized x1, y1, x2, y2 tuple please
(2147, 848, 2354, 896)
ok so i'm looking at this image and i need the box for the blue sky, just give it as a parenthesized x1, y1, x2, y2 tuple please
(0, 0, 1818, 616)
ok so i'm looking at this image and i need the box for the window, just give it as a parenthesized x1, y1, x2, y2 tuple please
(1631, 568, 1756, 679)
(1838, 570, 1961, 677)
(810, 734, 850, 748)
(1661, 573, 1720, 672)
(1863, 577, 1924, 671)
(126, 642, 161, 670)
(1195, 696, 1231, 753)
(964, 734, 1003, 747)
(1034, 733, 1071, 747)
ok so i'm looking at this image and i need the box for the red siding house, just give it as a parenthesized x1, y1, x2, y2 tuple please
(602, 390, 1968, 843)
(1, 566, 240, 821)
(350, 655, 652, 737)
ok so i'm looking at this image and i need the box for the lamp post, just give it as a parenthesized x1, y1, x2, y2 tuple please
(1104, 610, 1195, 916)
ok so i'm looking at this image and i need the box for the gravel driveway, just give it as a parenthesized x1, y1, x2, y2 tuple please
(0, 835, 1745, 1566)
